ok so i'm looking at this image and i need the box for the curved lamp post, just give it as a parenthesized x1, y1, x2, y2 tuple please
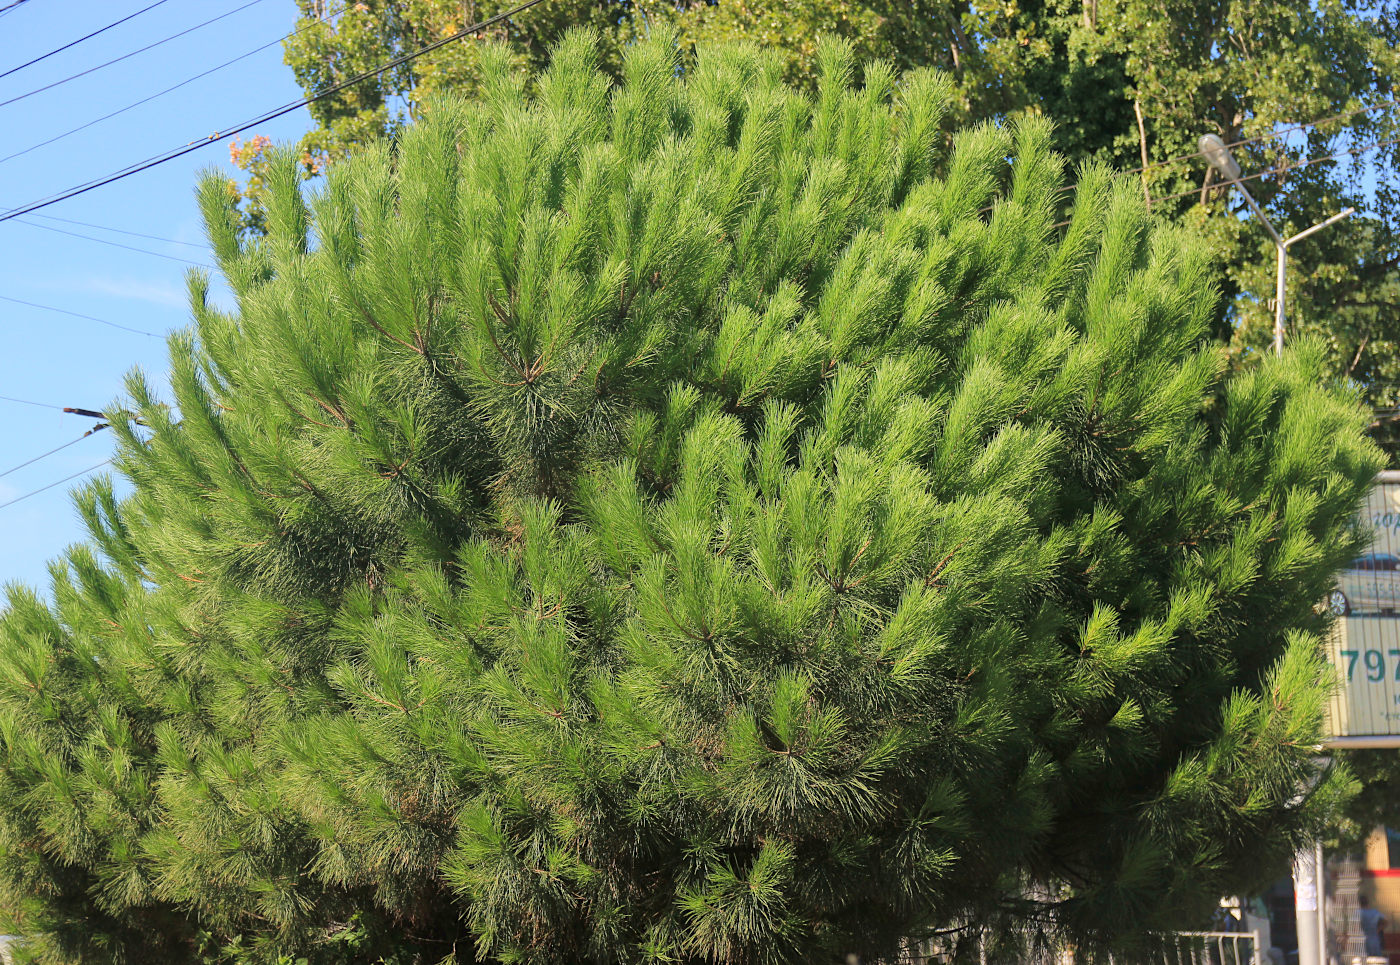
(1199, 133, 1359, 965)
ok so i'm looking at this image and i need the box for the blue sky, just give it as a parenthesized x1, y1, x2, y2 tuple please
(0, 0, 313, 591)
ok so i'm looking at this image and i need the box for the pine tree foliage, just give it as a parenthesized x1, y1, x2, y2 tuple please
(0, 33, 1382, 965)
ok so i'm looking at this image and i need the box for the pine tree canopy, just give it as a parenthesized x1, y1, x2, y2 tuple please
(0, 32, 1383, 965)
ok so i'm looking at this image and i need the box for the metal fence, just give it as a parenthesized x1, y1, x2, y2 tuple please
(885, 930, 1262, 965)
(1143, 932, 1261, 965)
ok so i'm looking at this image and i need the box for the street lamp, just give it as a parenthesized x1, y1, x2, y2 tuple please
(1199, 133, 1358, 965)
(1197, 133, 1355, 356)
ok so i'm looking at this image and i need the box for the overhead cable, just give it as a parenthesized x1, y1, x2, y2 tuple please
(28, 212, 204, 249)
(0, 431, 104, 480)
(0, 293, 161, 337)
(0, 0, 1378, 230)
(0, 0, 268, 110)
(1154, 135, 1400, 206)
(0, 0, 171, 81)
(0, 5, 337, 167)
(0, 393, 66, 411)
(1130, 97, 1400, 178)
(14, 218, 212, 268)
(1042, 135, 1400, 229)
(0, 0, 550, 224)
(0, 459, 113, 511)
(993, 121, 1400, 223)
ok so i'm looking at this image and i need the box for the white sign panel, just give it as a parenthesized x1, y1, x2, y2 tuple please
(1327, 471, 1400, 738)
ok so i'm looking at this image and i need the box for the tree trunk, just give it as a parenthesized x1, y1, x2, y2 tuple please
(1134, 98, 1152, 207)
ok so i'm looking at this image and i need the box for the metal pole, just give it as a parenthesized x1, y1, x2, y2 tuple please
(1274, 202, 1352, 963)
(1211, 174, 1354, 357)
(1324, 733, 1400, 748)
(1296, 846, 1321, 965)
(1317, 839, 1327, 965)
(1273, 207, 1354, 357)
(1199, 135, 1355, 965)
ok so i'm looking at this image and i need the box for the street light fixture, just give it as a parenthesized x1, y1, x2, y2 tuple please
(1197, 133, 1355, 356)
(1199, 133, 1359, 965)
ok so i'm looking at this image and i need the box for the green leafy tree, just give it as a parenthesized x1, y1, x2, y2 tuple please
(0, 34, 1381, 964)
(251, 0, 1400, 457)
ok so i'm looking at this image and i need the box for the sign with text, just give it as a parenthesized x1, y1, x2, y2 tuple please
(1327, 472, 1400, 738)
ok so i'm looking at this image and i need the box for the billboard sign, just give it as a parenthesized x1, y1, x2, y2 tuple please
(1327, 471, 1400, 740)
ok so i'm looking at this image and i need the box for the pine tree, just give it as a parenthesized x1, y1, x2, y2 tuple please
(0, 32, 1382, 965)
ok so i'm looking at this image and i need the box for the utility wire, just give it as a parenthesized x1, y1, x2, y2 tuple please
(0, 0, 1377, 232)
(0, 0, 550, 224)
(1129, 97, 1400, 178)
(28, 212, 204, 249)
(0, 6, 338, 167)
(0, 0, 268, 110)
(0, 293, 160, 337)
(977, 103, 1400, 219)
(1044, 134, 1400, 229)
(1153, 134, 1400, 207)
(980, 111, 1400, 222)
(1038, 135, 1400, 229)
(0, 394, 65, 411)
(13, 218, 213, 268)
(0, 459, 113, 511)
(0, 0, 171, 82)
(0, 0, 33, 18)
(0, 430, 103, 480)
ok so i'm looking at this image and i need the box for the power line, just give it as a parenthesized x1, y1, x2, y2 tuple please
(984, 114, 1400, 223)
(0, 0, 34, 18)
(0, 394, 65, 411)
(0, 293, 161, 337)
(0, 0, 550, 224)
(1, 0, 1372, 232)
(0, 459, 113, 511)
(14, 218, 212, 268)
(1131, 97, 1400, 178)
(0, 0, 171, 82)
(1154, 134, 1400, 206)
(0, 430, 104, 480)
(28, 213, 204, 249)
(0, 0, 268, 111)
(0, 6, 338, 167)
(1042, 135, 1400, 229)
(977, 102, 1400, 220)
